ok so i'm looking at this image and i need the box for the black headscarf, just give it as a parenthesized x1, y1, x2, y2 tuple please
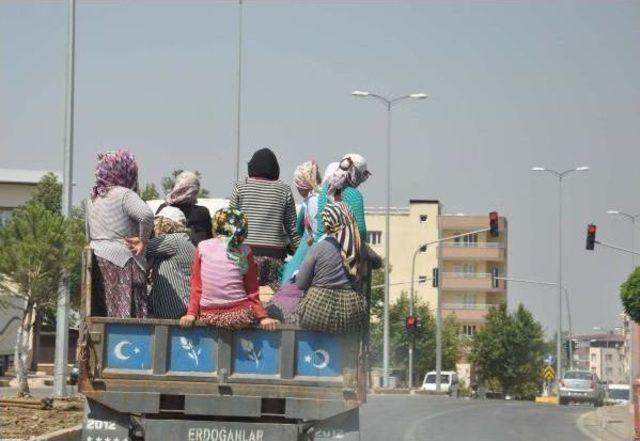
(248, 148, 280, 180)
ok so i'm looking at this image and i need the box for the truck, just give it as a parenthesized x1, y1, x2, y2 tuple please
(77, 249, 373, 441)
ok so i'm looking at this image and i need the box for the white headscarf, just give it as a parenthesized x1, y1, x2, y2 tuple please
(328, 153, 371, 196)
(322, 162, 340, 186)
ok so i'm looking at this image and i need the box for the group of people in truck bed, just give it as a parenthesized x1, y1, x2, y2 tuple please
(85, 148, 377, 334)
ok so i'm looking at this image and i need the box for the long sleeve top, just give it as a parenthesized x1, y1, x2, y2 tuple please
(229, 178, 300, 253)
(156, 202, 213, 246)
(187, 237, 267, 320)
(296, 237, 355, 291)
(314, 185, 367, 242)
(86, 186, 154, 269)
(146, 232, 196, 319)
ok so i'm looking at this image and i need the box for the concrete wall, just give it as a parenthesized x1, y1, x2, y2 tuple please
(0, 183, 37, 209)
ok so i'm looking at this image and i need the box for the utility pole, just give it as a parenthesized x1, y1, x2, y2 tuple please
(234, 0, 244, 181)
(53, 0, 76, 398)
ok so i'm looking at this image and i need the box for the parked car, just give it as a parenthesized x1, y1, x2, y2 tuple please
(559, 370, 605, 406)
(605, 384, 630, 405)
(421, 371, 459, 397)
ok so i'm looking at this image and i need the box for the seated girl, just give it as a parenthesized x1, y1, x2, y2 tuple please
(296, 202, 367, 334)
(179, 208, 279, 331)
(143, 206, 196, 319)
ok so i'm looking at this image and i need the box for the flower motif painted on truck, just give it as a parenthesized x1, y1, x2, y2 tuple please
(179, 336, 202, 366)
(240, 338, 262, 367)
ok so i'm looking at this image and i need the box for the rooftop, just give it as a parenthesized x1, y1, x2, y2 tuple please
(0, 168, 62, 185)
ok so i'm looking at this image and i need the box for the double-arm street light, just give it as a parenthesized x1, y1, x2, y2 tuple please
(352, 91, 428, 388)
(531, 166, 589, 389)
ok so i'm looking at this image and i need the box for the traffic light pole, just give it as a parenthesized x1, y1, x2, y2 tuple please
(408, 226, 491, 390)
(594, 240, 640, 256)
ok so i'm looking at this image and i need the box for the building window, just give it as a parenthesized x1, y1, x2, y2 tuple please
(419, 214, 428, 223)
(454, 233, 479, 247)
(461, 325, 476, 336)
(367, 231, 382, 245)
(591, 367, 597, 373)
(0, 208, 12, 225)
(606, 367, 613, 374)
(454, 263, 477, 277)
(591, 353, 596, 362)
(418, 276, 427, 285)
(462, 294, 477, 308)
(606, 354, 613, 362)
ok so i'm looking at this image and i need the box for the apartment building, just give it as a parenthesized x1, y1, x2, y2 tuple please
(365, 200, 441, 307)
(573, 332, 627, 384)
(437, 214, 508, 336)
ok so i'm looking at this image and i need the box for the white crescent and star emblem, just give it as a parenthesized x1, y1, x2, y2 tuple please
(304, 349, 330, 369)
(113, 340, 141, 361)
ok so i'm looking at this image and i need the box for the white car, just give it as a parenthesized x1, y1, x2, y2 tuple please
(605, 384, 630, 405)
(421, 371, 459, 396)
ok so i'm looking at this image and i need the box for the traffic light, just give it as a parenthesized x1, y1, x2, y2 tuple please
(489, 211, 499, 237)
(586, 224, 597, 250)
(432, 268, 439, 288)
(491, 268, 499, 289)
(406, 315, 418, 332)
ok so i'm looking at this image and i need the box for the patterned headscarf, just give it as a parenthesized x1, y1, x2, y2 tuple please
(322, 202, 361, 278)
(166, 171, 200, 205)
(213, 208, 249, 274)
(91, 149, 139, 199)
(321, 162, 340, 186)
(328, 153, 371, 196)
(154, 206, 188, 235)
(293, 160, 321, 194)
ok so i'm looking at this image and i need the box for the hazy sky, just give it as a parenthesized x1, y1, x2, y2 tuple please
(1, 0, 639, 336)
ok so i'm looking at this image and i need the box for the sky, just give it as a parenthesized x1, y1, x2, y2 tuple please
(1, 0, 639, 336)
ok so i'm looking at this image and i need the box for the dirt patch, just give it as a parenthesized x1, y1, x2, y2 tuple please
(0, 397, 84, 440)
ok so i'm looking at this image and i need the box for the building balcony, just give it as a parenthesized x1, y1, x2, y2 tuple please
(441, 272, 506, 291)
(442, 303, 499, 321)
(439, 215, 506, 231)
(440, 242, 505, 261)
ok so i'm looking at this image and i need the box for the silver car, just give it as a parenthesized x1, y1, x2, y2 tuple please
(559, 370, 605, 406)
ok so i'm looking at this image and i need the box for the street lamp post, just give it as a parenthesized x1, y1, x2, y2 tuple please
(606, 209, 640, 402)
(531, 166, 589, 389)
(234, 0, 244, 181)
(352, 91, 428, 388)
(53, 0, 76, 398)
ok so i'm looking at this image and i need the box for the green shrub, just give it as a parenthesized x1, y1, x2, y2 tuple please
(621, 268, 640, 322)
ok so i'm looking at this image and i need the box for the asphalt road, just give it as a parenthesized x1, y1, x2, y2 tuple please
(360, 395, 591, 441)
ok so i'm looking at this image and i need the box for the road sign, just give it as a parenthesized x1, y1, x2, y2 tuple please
(542, 366, 555, 381)
(544, 354, 556, 366)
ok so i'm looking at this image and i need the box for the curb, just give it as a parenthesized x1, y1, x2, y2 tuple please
(28, 424, 82, 441)
(576, 411, 604, 441)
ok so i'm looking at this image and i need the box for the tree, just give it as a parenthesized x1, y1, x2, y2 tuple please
(471, 303, 544, 399)
(141, 183, 160, 201)
(621, 267, 640, 323)
(369, 287, 460, 386)
(29, 172, 62, 214)
(0, 205, 83, 395)
(161, 169, 210, 198)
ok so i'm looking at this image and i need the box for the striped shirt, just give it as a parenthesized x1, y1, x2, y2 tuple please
(229, 178, 300, 251)
(146, 232, 196, 319)
(86, 186, 154, 269)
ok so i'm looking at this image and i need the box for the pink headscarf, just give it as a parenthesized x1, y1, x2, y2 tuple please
(166, 171, 200, 205)
(91, 149, 139, 200)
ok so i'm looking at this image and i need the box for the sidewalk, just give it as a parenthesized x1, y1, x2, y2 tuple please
(577, 404, 634, 441)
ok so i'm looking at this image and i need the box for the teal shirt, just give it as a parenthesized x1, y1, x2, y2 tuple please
(314, 184, 367, 241)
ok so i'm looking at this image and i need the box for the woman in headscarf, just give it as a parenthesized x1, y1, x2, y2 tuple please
(156, 171, 213, 245)
(295, 202, 368, 334)
(86, 149, 154, 318)
(315, 154, 371, 242)
(266, 160, 322, 322)
(179, 208, 279, 331)
(140, 206, 196, 319)
(229, 148, 300, 292)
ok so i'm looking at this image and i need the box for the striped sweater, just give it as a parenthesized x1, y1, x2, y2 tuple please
(229, 178, 300, 252)
(86, 186, 154, 269)
(146, 232, 196, 319)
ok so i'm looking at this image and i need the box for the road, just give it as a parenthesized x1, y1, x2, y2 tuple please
(360, 395, 591, 441)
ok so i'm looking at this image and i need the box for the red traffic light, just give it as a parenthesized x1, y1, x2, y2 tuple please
(406, 315, 417, 330)
(586, 224, 597, 250)
(489, 211, 499, 237)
